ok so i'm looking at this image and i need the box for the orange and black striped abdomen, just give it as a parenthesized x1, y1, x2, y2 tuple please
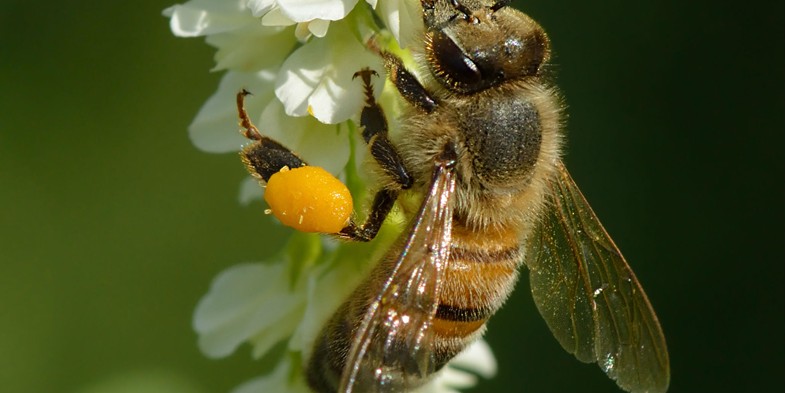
(306, 220, 523, 392)
(429, 221, 523, 367)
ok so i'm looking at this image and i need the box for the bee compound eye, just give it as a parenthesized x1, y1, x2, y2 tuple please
(264, 166, 353, 233)
(430, 31, 483, 90)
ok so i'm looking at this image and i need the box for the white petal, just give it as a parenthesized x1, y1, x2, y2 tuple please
(275, 21, 384, 124)
(247, 0, 278, 17)
(451, 339, 498, 379)
(290, 257, 370, 357)
(188, 71, 276, 154)
(412, 339, 497, 393)
(165, 0, 253, 37)
(415, 368, 476, 393)
(277, 0, 359, 22)
(239, 176, 264, 205)
(376, 0, 423, 48)
(193, 263, 305, 358)
(274, 40, 325, 117)
(305, 68, 363, 124)
(307, 19, 331, 37)
(231, 358, 310, 393)
(261, 7, 297, 26)
(248, 300, 305, 358)
(207, 25, 297, 72)
(294, 22, 315, 42)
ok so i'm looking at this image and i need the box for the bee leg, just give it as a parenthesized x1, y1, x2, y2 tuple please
(365, 39, 437, 113)
(236, 89, 306, 182)
(338, 188, 399, 241)
(382, 53, 437, 112)
(354, 69, 414, 190)
(336, 70, 415, 242)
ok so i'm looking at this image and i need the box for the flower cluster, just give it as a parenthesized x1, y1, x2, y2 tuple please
(164, 1, 497, 391)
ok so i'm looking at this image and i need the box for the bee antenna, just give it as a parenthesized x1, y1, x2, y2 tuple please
(449, 0, 476, 22)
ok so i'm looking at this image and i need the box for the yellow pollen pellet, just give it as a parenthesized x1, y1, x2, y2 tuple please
(264, 166, 353, 233)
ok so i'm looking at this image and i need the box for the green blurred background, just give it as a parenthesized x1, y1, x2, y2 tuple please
(1, 0, 782, 392)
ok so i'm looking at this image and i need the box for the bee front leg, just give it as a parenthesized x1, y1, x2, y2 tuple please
(364, 37, 438, 112)
(353, 69, 414, 190)
(337, 188, 399, 242)
(337, 69, 417, 242)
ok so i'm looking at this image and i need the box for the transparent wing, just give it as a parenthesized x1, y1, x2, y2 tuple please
(525, 161, 670, 393)
(340, 149, 458, 393)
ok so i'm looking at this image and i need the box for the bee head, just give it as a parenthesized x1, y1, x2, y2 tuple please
(422, 0, 551, 94)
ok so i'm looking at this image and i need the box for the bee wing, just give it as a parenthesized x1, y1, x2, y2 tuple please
(525, 161, 670, 393)
(339, 151, 458, 393)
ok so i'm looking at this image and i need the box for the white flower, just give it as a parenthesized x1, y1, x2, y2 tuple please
(414, 339, 497, 393)
(165, 0, 389, 176)
(166, 0, 498, 392)
(231, 357, 310, 393)
(376, 0, 423, 48)
(250, 0, 359, 22)
(275, 20, 383, 123)
(250, 0, 359, 41)
(193, 262, 305, 359)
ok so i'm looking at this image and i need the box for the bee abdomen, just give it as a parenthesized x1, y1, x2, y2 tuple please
(307, 307, 354, 392)
(429, 224, 522, 368)
(306, 224, 522, 392)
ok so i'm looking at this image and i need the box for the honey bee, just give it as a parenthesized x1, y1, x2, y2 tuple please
(237, 0, 669, 392)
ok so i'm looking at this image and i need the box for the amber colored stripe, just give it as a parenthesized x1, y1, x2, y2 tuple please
(450, 221, 521, 251)
(431, 316, 486, 338)
(440, 257, 519, 310)
(445, 258, 518, 287)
